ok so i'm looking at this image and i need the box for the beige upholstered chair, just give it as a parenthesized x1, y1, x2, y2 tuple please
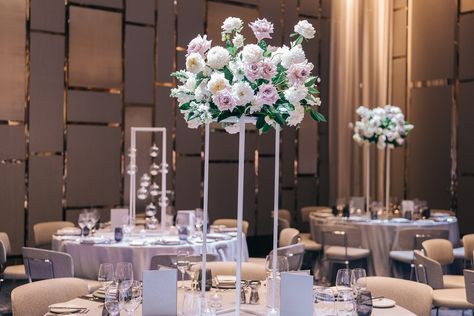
(427, 269, 474, 313)
(414, 250, 464, 289)
(191, 261, 266, 280)
(279, 228, 300, 247)
(367, 276, 433, 316)
(464, 269, 474, 304)
(0, 233, 28, 289)
(11, 277, 88, 316)
(33, 221, 75, 249)
(459, 234, 474, 266)
(213, 219, 249, 235)
(422, 238, 455, 266)
(22, 247, 100, 292)
(272, 209, 291, 226)
(300, 206, 332, 226)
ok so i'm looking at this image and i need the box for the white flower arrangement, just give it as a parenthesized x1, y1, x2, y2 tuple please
(170, 17, 325, 133)
(352, 105, 414, 150)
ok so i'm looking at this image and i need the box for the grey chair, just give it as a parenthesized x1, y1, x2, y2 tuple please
(389, 228, 449, 279)
(33, 221, 75, 249)
(0, 233, 28, 290)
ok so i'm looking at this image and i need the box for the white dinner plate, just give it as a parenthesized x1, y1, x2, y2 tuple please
(372, 298, 396, 308)
(92, 290, 106, 299)
(48, 303, 83, 314)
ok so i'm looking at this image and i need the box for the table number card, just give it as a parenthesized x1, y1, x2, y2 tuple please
(142, 268, 177, 316)
(280, 272, 313, 316)
(110, 208, 129, 230)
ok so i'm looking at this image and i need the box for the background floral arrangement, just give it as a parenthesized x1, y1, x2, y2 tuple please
(170, 17, 325, 133)
(352, 105, 414, 149)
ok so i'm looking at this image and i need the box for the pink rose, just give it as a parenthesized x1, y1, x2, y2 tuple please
(249, 18, 274, 42)
(186, 34, 212, 57)
(244, 62, 262, 82)
(256, 83, 278, 106)
(261, 61, 277, 80)
(287, 62, 312, 85)
(212, 89, 237, 111)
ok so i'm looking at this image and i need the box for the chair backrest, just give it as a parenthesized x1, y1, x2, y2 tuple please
(463, 234, 474, 261)
(392, 228, 449, 251)
(0, 240, 7, 267)
(279, 228, 300, 247)
(212, 219, 249, 235)
(150, 253, 218, 270)
(270, 243, 305, 271)
(22, 247, 74, 281)
(367, 276, 433, 316)
(278, 218, 291, 231)
(309, 216, 327, 243)
(300, 206, 332, 223)
(422, 238, 454, 266)
(11, 277, 88, 316)
(464, 269, 474, 305)
(0, 232, 12, 255)
(321, 225, 362, 248)
(33, 221, 75, 248)
(414, 250, 444, 289)
(191, 261, 266, 281)
(272, 209, 292, 225)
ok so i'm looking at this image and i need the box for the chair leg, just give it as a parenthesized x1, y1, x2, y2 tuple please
(409, 263, 415, 281)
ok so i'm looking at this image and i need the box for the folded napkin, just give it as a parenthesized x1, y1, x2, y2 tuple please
(207, 233, 232, 240)
(80, 237, 111, 245)
(56, 227, 82, 236)
(216, 275, 236, 285)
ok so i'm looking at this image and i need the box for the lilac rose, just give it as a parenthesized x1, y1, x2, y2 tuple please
(287, 62, 313, 85)
(249, 18, 274, 42)
(244, 62, 262, 82)
(212, 89, 237, 111)
(256, 83, 279, 106)
(186, 34, 212, 57)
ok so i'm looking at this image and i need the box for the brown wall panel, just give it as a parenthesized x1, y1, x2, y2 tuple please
(411, 0, 455, 81)
(0, 0, 26, 121)
(408, 86, 451, 208)
(256, 157, 274, 235)
(392, 58, 407, 108)
(299, 0, 320, 17)
(70, 0, 123, 9)
(0, 164, 25, 255)
(393, 9, 407, 57)
(394, 0, 407, 9)
(461, 0, 474, 12)
(31, 0, 65, 33)
(29, 33, 64, 153)
(0, 125, 25, 160)
(459, 14, 474, 80)
(175, 114, 202, 155)
(156, 0, 175, 83)
(66, 125, 121, 206)
(458, 82, 474, 174)
(69, 7, 122, 89)
(67, 90, 122, 123)
(155, 86, 174, 187)
(209, 131, 256, 161)
(125, 25, 155, 104)
(457, 176, 474, 235)
(282, 128, 296, 188)
(258, 129, 275, 156)
(177, 0, 205, 47)
(260, 0, 283, 46)
(28, 156, 63, 246)
(296, 176, 318, 223)
(175, 157, 201, 211)
(126, 0, 155, 25)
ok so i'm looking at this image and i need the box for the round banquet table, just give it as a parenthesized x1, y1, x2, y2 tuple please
(45, 281, 417, 316)
(52, 231, 249, 281)
(310, 214, 460, 276)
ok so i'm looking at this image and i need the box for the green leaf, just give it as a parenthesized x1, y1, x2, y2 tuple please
(294, 36, 304, 46)
(308, 86, 319, 94)
(223, 66, 234, 82)
(217, 111, 233, 122)
(289, 32, 299, 38)
(261, 124, 271, 133)
(258, 40, 267, 51)
(256, 115, 266, 129)
(263, 50, 272, 57)
(273, 113, 285, 125)
(310, 108, 327, 122)
(305, 77, 317, 87)
(179, 102, 190, 111)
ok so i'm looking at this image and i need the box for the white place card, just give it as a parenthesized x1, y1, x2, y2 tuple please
(110, 208, 129, 230)
(142, 268, 177, 316)
(280, 272, 313, 316)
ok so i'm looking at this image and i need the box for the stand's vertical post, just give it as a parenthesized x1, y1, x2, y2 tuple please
(161, 129, 167, 233)
(270, 125, 280, 311)
(365, 143, 370, 213)
(385, 147, 391, 212)
(202, 124, 210, 297)
(130, 128, 137, 221)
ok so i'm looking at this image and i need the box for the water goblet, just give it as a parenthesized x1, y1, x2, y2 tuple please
(335, 269, 352, 292)
(314, 286, 336, 316)
(182, 290, 201, 316)
(115, 262, 134, 292)
(104, 284, 123, 316)
(176, 249, 190, 288)
(351, 268, 367, 295)
(336, 289, 355, 316)
(77, 212, 88, 239)
(121, 280, 142, 316)
(98, 263, 115, 288)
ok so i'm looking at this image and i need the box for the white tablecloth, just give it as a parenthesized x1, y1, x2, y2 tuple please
(53, 232, 249, 281)
(311, 215, 460, 276)
(48, 282, 416, 316)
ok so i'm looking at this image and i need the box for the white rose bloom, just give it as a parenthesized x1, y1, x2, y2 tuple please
(242, 44, 263, 64)
(222, 17, 243, 33)
(284, 85, 308, 104)
(270, 45, 289, 65)
(194, 84, 211, 102)
(281, 45, 306, 68)
(232, 81, 254, 105)
(187, 117, 201, 129)
(185, 53, 205, 74)
(232, 34, 245, 48)
(294, 20, 316, 39)
(228, 60, 244, 81)
(207, 73, 229, 94)
(287, 104, 305, 126)
(207, 46, 230, 69)
(249, 98, 263, 114)
(184, 75, 196, 91)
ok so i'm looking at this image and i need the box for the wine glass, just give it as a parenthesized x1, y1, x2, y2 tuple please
(77, 213, 88, 239)
(336, 289, 355, 316)
(98, 263, 115, 288)
(121, 280, 142, 316)
(176, 212, 190, 240)
(90, 209, 100, 231)
(115, 262, 134, 291)
(182, 290, 201, 316)
(264, 255, 289, 277)
(85, 212, 95, 236)
(350, 268, 367, 295)
(335, 269, 352, 292)
(314, 286, 336, 315)
(176, 249, 190, 288)
(104, 284, 123, 316)
(195, 208, 204, 237)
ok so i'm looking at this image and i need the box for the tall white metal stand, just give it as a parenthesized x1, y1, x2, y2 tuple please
(385, 146, 391, 213)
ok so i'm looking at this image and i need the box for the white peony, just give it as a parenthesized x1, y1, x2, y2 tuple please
(284, 85, 308, 104)
(232, 34, 245, 48)
(249, 98, 263, 114)
(281, 45, 306, 68)
(287, 104, 305, 126)
(185, 53, 205, 74)
(294, 20, 316, 39)
(232, 81, 254, 105)
(228, 60, 244, 81)
(242, 44, 263, 64)
(222, 17, 243, 33)
(270, 45, 289, 65)
(207, 73, 229, 94)
(207, 46, 230, 69)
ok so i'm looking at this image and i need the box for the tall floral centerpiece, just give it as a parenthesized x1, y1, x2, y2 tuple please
(171, 17, 325, 315)
(353, 105, 414, 212)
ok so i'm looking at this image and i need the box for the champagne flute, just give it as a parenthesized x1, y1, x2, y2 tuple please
(115, 262, 134, 291)
(121, 280, 142, 316)
(105, 284, 123, 316)
(335, 269, 352, 292)
(98, 263, 115, 288)
(176, 249, 190, 288)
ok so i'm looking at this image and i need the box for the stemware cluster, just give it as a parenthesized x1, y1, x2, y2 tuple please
(314, 268, 371, 316)
(77, 209, 100, 239)
(99, 262, 142, 316)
